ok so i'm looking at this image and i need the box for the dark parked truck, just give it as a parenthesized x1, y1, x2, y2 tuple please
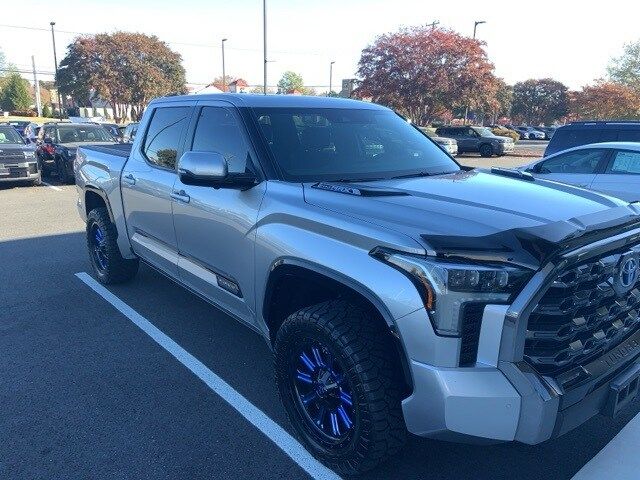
(0, 125, 40, 185)
(76, 94, 640, 475)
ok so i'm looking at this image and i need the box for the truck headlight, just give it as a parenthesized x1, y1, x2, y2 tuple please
(372, 248, 532, 336)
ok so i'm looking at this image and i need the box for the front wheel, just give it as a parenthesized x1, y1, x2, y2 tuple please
(274, 299, 407, 475)
(56, 157, 73, 184)
(86, 207, 139, 284)
(479, 143, 494, 157)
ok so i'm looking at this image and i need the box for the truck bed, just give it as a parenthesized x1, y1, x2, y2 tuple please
(80, 143, 132, 158)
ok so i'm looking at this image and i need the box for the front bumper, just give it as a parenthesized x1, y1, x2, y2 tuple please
(399, 302, 640, 444)
(497, 142, 515, 154)
(0, 162, 40, 183)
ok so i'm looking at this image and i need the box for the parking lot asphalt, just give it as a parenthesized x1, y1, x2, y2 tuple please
(2, 179, 640, 480)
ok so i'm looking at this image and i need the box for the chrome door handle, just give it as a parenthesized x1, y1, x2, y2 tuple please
(123, 173, 136, 185)
(170, 189, 190, 203)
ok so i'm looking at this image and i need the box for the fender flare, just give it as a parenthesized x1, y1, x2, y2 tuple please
(84, 185, 115, 223)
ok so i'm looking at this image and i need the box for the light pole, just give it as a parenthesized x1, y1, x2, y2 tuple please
(473, 20, 486, 39)
(329, 61, 335, 95)
(263, 0, 267, 94)
(221, 38, 227, 92)
(50, 21, 63, 118)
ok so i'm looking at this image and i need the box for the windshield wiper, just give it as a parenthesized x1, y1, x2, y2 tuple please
(333, 177, 385, 183)
(389, 171, 432, 179)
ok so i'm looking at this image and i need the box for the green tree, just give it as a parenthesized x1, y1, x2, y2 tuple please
(608, 40, 640, 93)
(511, 78, 568, 124)
(278, 71, 307, 94)
(58, 32, 187, 122)
(42, 104, 53, 117)
(0, 73, 32, 111)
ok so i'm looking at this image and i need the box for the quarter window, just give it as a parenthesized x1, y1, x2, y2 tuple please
(191, 107, 252, 174)
(607, 151, 640, 175)
(143, 107, 191, 169)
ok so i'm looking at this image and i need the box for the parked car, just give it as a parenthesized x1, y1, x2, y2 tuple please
(522, 142, 640, 202)
(0, 124, 40, 186)
(435, 125, 514, 157)
(99, 123, 121, 140)
(545, 121, 640, 156)
(514, 126, 546, 140)
(22, 122, 41, 144)
(76, 94, 640, 475)
(0, 120, 31, 138)
(535, 126, 557, 140)
(419, 127, 458, 155)
(36, 122, 116, 183)
(121, 122, 139, 143)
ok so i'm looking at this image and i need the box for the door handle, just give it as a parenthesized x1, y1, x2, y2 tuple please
(171, 189, 190, 203)
(123, 173, 136, 185)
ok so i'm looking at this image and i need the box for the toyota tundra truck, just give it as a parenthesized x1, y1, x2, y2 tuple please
(75, 94, 640, 475)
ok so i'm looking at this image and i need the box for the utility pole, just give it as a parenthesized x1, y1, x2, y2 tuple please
(50, 21, 63, 119)
(263, 0, 267, 94)
(31, 56, 42, 117)
(221, 38, 227, 92)
(426, 20, 439, 29)
(329, 61, 335, 95)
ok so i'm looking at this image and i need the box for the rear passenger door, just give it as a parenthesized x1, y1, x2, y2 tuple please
(121, 103, 193, 277)
(591, 150, 640, 202)
(172, 102, 266, 325)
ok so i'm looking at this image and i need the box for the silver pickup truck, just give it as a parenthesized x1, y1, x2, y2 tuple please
(76, 94, 640, 475)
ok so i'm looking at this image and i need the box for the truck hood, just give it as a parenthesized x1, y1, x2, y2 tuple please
(303, 170, 640, 268)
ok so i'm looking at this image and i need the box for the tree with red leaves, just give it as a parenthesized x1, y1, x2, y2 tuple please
(571, 82, 640, 120)
(356, 26, 499, 125)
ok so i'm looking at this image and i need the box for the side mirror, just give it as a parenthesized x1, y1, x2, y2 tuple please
(44, 137, 53, 144)
(177, 151, 257, 190)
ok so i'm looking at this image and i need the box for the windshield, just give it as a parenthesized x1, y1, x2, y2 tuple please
(472, 127, 495, 137)
(0, 126, 25, 144)
(251, 107, 459, 182)
(57, 126, 115, 143)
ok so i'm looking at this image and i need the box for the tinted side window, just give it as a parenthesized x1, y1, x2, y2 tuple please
(551, 129, 601, 150)
(191, 107, 251, 174)
(607, 150, 640, 175)
(143, 107, 191, 169)
(541, 149, 607, 174)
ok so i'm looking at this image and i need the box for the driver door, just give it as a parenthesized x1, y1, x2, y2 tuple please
(533, 148, 609, 188)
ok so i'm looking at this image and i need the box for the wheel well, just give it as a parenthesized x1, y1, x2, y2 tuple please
(263, 264, 413, 395)
(85, 190, 108, 217)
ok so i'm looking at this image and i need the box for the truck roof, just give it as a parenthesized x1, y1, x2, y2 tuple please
(149, 93, 387, 110)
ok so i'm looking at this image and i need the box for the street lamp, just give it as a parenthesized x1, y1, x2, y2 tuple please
(221, 38, 227, 92)
(50, 21, 63, 119)
(263, 0, 267, 94)
(329, 61, 335, 96)
(473, 20, 486, 39)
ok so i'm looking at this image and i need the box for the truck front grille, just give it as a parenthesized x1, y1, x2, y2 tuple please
(525, 251, 640, 376)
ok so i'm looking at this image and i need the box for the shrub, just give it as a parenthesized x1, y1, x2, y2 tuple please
(492, 127, 519, 142)
(42, 104, 53, 117)
(10, 110, 36, 117)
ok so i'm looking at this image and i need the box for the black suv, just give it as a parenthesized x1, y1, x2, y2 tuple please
(435, 126, 514, 157)
(545, 121, 640, 156)
(37, 123, 116, 183)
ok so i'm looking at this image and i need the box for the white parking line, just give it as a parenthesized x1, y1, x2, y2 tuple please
(42, 181, 62, 191)
(75, 271, 342, 480)
(572, 411, 640, 480)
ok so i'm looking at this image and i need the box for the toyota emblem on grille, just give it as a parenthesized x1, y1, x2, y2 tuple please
(614, 253, 639, 296)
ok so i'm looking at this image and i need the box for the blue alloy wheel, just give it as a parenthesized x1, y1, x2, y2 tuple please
(292, 342, 355, 443)
(90, 224, 108, 272)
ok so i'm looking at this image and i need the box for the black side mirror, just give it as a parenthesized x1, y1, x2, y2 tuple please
(44, 137, 53, 144)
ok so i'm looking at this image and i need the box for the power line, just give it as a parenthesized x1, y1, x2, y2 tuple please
(0, 23, 330, 56)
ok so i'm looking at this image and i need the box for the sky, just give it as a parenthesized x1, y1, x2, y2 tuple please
(2, 0, 639, 93)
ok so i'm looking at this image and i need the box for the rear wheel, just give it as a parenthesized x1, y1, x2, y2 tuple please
(479, 143, 494, 157)
(274, 299, 407, 475)
(86, 207, 138, 284)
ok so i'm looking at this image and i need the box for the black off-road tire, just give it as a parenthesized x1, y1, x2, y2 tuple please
(479, 143, 494, 157)
(86, 207, 139, 284)
(274, 299, 407, 476)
